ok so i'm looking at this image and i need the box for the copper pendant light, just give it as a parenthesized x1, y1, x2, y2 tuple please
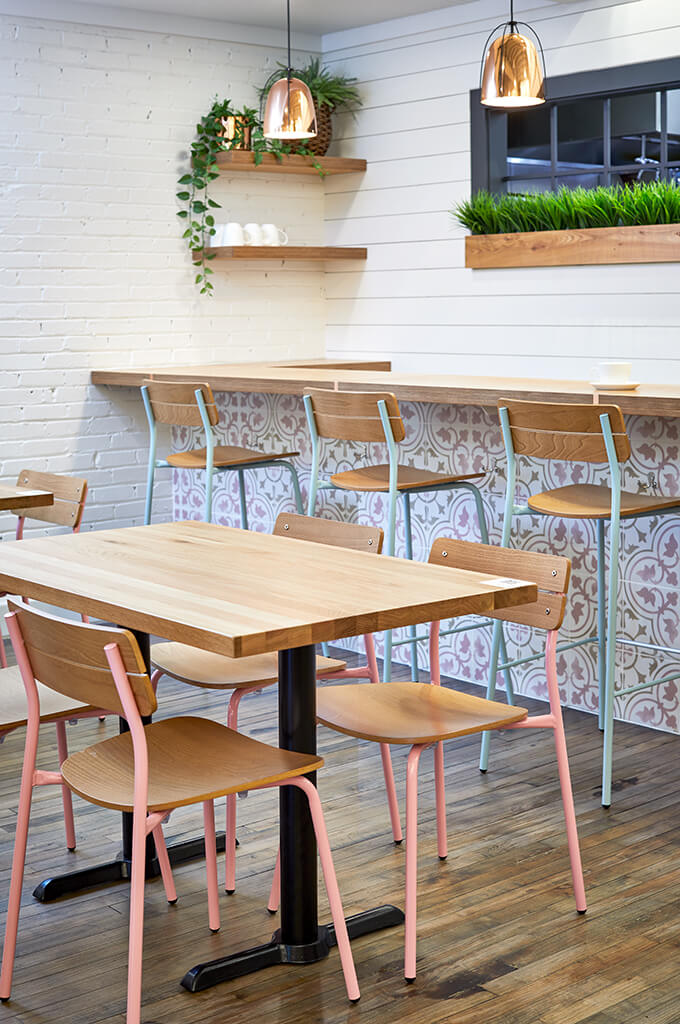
(263, 0, 317, 140)
(480, 0, 546, 109)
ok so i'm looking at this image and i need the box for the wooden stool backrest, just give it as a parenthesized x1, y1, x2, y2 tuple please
(14, 470, 87, 530)
(274, 512, 383, 553)
(502, 400, 631, 463)
(7, 599, 156, 718)
(143, 379, 219, 427)
(305, 389, 405, 443)
(429, 539, 570, 631)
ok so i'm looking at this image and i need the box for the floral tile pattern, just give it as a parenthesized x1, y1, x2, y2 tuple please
(173, 394, 680, 734)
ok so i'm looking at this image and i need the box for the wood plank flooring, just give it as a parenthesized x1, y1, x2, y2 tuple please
(0, 647, 679, 1024)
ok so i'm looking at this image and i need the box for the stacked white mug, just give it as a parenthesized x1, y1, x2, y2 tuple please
(211, 223, 288, 246)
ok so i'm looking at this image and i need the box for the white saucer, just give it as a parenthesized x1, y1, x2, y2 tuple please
(590, 381, 641, 391)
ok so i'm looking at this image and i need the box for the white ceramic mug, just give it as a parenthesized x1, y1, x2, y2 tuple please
(243, 223, 263, 246)
(261, 223, 289, 246)
(223, 222, 245, 245)
(596, 362, 632, 385)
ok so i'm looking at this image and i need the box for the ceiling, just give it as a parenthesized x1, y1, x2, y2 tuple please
(61, 0, 596, 36)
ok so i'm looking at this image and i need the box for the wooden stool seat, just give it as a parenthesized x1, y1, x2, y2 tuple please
(0, 666, 94, 732)
(330, 463, 483, 493)
(166, 444, 300, 470)
(317, 681, 527, 745)
(62, 716, 323, 813)
(527, 483, 680, 521)
(151, 643, 346, 689)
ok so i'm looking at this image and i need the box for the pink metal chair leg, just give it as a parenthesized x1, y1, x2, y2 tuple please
(224, 689, 245, 894)
(434, 740, 447, 860)
(152, 823, 177, 904)
(379, 743, 403, 843)
(55, 720, 76, 852)
(286, 776, 360, 1002)
(203, 800, 221, 932)
(267, 848, 281, 913)
(0, 721, 39, 1000)
(150, 668, 162, 695)
(126, 803, 147, 1024)
(405, 744, 426, 983)
(545, 633, 587, 912)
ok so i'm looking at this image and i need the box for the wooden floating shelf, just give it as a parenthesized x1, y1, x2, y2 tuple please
(199, 246, 367, 262)
(465, 222, 680, 269)
(214, 151, 367, 176)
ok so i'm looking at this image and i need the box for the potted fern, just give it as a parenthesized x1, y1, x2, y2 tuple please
(258, 58, 362, 156)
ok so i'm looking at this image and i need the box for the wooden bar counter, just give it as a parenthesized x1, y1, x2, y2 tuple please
(91, 359, 680, 417)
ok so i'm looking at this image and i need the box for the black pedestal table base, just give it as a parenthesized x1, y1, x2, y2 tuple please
(181, 905, 404, 992)
(181, 644, 405, 994)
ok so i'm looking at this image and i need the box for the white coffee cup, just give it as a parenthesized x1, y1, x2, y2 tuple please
(261, 223, 289, 246)
(596, 362, 632, 385)
(243, 223, 263, 245)
(223, 222, 245, 245)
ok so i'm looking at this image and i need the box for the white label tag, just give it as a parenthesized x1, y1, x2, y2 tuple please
(482, 577, 527, 588)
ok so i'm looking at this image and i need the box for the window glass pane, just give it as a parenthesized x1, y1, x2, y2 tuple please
(554, 172, 606, 190)
(506, 177, 552, 195)
(611, 90, 661, 175)
(667, 89, 680, 166)
(506, 106, 551, 184)
(557, 98, 604, 170)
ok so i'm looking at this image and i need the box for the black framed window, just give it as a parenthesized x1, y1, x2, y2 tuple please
(470, 57, 680, 194)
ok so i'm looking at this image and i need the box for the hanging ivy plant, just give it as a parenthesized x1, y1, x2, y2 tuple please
(177, 98, 326, 294)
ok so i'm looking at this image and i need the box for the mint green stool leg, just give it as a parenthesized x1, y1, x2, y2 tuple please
(141, 385, 157, 526)
(237, 468, 248, 530)
(600, 413, 622, 808)
(479, 620, 504, 773)
(380, 400, 399, 683)
(280, 461, 303, 514)
(402, 491, 419, 679)
(596, 518, 607, 731)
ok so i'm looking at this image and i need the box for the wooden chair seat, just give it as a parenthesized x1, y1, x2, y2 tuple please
(166, 445, 299, 470)
(527, 483, 680, 521)
(316, 681, 527, 745)
(151, 642, 346, 689)
(62, 716, 323, 813)
(0, 666, 94, 732)
(329, 463, 484, 494)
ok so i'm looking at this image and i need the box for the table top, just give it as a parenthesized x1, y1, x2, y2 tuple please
(0, 484, 54, 512)
(0, 521, 536, 658)
(90, 360, 680, 417)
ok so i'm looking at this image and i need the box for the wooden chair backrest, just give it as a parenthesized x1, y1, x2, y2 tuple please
(8, 599, 156, 718)
(273, 512, 383, 553)
(305, 389, 405, 443)
(143, 379, 219, 427)
(502, 400, 631, 463)
(428, 539, 570, 631)
(14, 470, 87, 529)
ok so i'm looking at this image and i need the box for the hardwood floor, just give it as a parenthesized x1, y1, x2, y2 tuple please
(0, 647, 679, 1024)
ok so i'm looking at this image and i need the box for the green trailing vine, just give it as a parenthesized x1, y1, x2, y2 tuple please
(177, 98, 326, 294)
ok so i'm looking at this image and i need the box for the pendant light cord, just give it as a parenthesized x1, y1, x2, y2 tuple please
(287, 0, 291, 79)
(509, 0, 515, 31)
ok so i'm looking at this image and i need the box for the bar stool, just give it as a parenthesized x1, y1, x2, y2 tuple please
(303, 388, 513, 685)
(141, 379, 303, 525)
(314, 538, 586, 981)
(483, 400, 680, 807)
(151, 512, 404, 895)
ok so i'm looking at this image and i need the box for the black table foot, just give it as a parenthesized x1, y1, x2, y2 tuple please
(33, 832, 227, 902)
(181, 904, 404, 993)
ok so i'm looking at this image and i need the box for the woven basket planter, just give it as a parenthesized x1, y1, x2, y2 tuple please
(290, 104, 332, 156)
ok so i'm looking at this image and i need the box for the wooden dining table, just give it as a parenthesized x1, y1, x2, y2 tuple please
(0, 484, 53, 512)
(0, 520, 536, 993)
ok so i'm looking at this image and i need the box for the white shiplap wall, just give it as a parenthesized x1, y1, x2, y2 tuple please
(322, 0, 680, 381)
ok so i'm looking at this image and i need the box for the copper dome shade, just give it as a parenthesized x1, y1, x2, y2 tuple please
(263, 75, 317, 140)
(479, 3, 546, 109)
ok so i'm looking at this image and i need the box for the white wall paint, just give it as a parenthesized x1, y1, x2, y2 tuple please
(0, 13, 323, 539)
(322, 0, 680, 381)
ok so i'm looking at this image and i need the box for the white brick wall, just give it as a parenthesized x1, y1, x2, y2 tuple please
(0, 13, 324, 539)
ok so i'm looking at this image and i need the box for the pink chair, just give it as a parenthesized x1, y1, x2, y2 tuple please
(0, 599, 359, 1023)
(314, 539, 587, 981)
(150, 512, 403, 898)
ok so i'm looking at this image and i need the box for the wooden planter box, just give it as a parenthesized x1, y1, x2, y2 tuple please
(465, 222, 680, 269)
